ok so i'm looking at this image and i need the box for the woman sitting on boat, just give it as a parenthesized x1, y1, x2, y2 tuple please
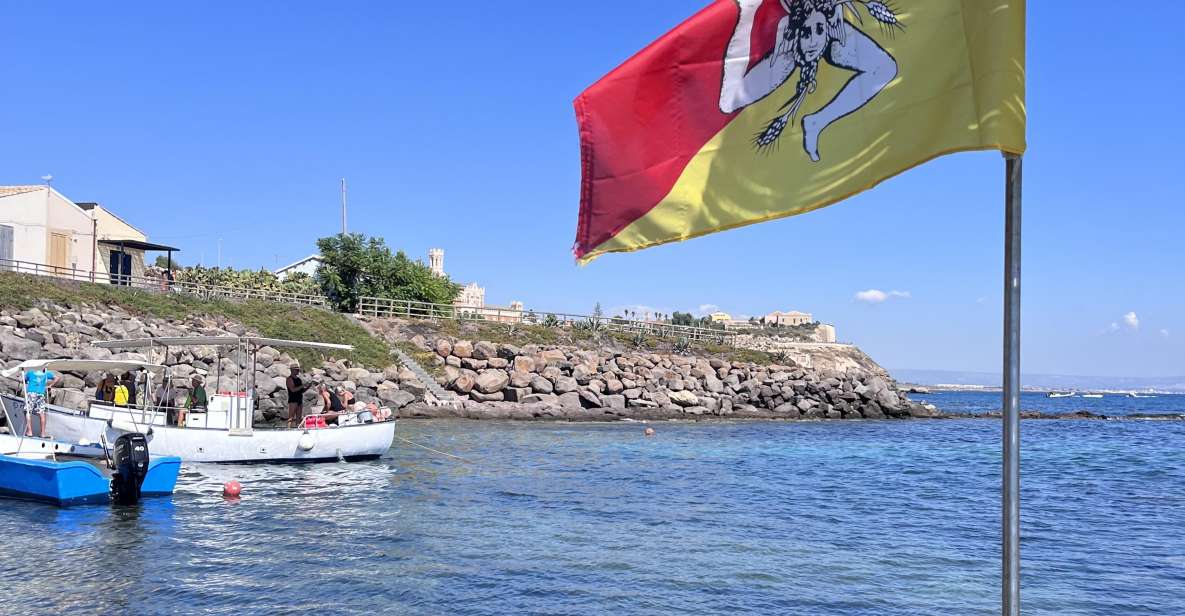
(316, 383, 350, 426)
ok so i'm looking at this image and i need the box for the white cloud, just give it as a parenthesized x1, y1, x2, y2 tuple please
(1123, 312, 1139, 330)
(1161, 329, 1171, 338)
(855, 289, 910, 304)
(695, 304, 721, 317)
(1107, 322, 1120, 333)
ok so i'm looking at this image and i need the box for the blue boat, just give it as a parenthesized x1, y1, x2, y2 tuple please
(0, 446, 181, 507)
(1, 419, 181, 507)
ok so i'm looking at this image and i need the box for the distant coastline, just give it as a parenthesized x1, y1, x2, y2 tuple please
(893, 368, 1185, 394)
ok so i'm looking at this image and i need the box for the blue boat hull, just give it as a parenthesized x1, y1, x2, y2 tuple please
(0, 454, 182, 507)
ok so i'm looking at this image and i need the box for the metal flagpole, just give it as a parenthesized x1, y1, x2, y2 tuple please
(341, 178, 348, 235)
(1002, 154, 1022, 616)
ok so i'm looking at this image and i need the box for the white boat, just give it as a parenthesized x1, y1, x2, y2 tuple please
(1, 338, 396, 464)
(1047, 391, 1074, 398)
(1081, 393, 1104, 399)
(1126, 393, 1155, 399)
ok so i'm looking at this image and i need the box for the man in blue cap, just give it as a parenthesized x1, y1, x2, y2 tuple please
(24, 365, 60, 438)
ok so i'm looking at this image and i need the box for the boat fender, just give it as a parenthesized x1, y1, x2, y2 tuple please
(298, 432, 316, 451)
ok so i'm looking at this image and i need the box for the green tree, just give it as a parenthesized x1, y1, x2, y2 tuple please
(153, 255, 182, 271)
(315, 233, 459, 312)
(670, 311, 695, 326)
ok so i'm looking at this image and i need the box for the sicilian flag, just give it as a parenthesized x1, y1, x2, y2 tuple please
(573, 0, 1026, 263)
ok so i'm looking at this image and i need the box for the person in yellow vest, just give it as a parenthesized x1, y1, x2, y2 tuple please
(113, 375, 130, 408)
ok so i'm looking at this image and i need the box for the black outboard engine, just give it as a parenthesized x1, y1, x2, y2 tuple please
(110, 433, 150, 505)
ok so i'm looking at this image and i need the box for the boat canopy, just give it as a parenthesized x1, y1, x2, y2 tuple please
(93, 336, 353, 352)
(1, 358, 170, 378)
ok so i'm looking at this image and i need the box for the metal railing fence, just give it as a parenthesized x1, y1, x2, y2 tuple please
(358, 297, 739, 345)
(0, 258, 328, 308)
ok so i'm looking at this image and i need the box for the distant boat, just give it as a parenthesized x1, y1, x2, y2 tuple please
(1127, 393, 1156, 399)
(1047, 391, 1074, 398)
(1081, 393, 1104, 399)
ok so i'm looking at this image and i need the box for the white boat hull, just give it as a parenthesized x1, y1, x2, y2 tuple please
(3, 396, 395, 463)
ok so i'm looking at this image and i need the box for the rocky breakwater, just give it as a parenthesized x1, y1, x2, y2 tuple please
(408, 337, 937, 421)
(0, 302, 422, 424)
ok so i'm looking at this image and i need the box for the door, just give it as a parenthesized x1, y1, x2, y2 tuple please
(0, 225, 12, 271)
(109, 250, 133, 285)
(49, 232, 69, 273)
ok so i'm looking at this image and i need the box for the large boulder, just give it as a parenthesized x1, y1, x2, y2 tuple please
(0, 331, 41, 360)
(529, 375, 554, 394)
(475, 370, 510, 394)
(472, 341, 498, 361)
(512, 356, 536, 374)
(452, 340, 473, 359)
(346, 367, 371, 383)
(434, 338, 453, 358)
(553, 376, 578, 394)
(15, 308, 51, 328)
(669, 390, 699, 407)
(450, 372, 476, 394)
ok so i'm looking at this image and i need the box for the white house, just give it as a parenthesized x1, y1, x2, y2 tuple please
(0, 185, 96, 277)
(275, 254, 323, 279)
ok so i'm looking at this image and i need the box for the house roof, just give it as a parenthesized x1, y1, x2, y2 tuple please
(275, 254, 323, 274)
(98, 239, 180, 252)
(0, 185, 45, 198)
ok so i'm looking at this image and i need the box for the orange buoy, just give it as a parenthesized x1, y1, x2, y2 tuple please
(223, 480, 242, 498)
(644, 427, 656, 437)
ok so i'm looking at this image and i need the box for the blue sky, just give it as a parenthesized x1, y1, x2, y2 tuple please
(1, 1, 1181, 377)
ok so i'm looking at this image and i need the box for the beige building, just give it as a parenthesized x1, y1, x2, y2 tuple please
(0, 186, 96, 277)
(817, 323, 837, 343)
(455, 282, 486, 308)
(78, 202, 177, 284)
(708, 311, 732, 323)
(764, 310, 814, 326)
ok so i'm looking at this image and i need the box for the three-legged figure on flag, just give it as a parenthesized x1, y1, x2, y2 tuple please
(719, 0, 900, 161)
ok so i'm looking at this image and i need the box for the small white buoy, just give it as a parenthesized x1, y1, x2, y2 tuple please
(298, 432, 316, 451)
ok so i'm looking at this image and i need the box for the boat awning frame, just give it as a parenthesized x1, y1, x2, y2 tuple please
(1, 359, 170, 378)
(97, 239, 181, 252)
(93, 336, 354, 352)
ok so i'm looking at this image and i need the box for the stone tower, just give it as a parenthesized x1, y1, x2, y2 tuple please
(428, 248, 444, 277)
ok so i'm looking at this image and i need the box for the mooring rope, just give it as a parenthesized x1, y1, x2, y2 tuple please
(395, 435, 472, 464)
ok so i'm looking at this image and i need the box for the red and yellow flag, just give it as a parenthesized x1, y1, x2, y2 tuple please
(574, 0, 1025, 263)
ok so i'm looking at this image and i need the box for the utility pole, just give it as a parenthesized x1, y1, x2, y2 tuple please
(340, 178, 348, 236)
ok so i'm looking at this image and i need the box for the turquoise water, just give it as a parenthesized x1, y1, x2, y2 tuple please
(2, 397, 1183, 614)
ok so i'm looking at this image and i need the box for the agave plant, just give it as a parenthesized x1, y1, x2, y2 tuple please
(543, 313, 560, 328)
(674, 336, 692, 355)
(631, 331, 648, 350)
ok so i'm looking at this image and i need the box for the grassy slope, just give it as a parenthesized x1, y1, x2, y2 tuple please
(0, 272, 391, 368)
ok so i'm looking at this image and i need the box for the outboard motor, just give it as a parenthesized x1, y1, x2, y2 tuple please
(110, 433, 150, 505)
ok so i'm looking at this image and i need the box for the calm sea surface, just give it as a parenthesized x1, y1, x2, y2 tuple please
(2, 392, 1183, 615)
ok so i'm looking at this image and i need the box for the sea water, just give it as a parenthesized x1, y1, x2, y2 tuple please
(1, 393, 1183, 615)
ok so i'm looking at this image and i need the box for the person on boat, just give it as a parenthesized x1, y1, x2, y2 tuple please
(96, 373, 116, 403)
(122, 371, 139, 408)
(317, 383, 346, 426)
(181, 376, 208, 427)
(285, 366, 310, 429)
(113, 375, 131, 407)
(23, 365, 59, 438)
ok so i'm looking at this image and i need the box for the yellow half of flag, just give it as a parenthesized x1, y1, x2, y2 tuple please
(574, 0, 1025, 263)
